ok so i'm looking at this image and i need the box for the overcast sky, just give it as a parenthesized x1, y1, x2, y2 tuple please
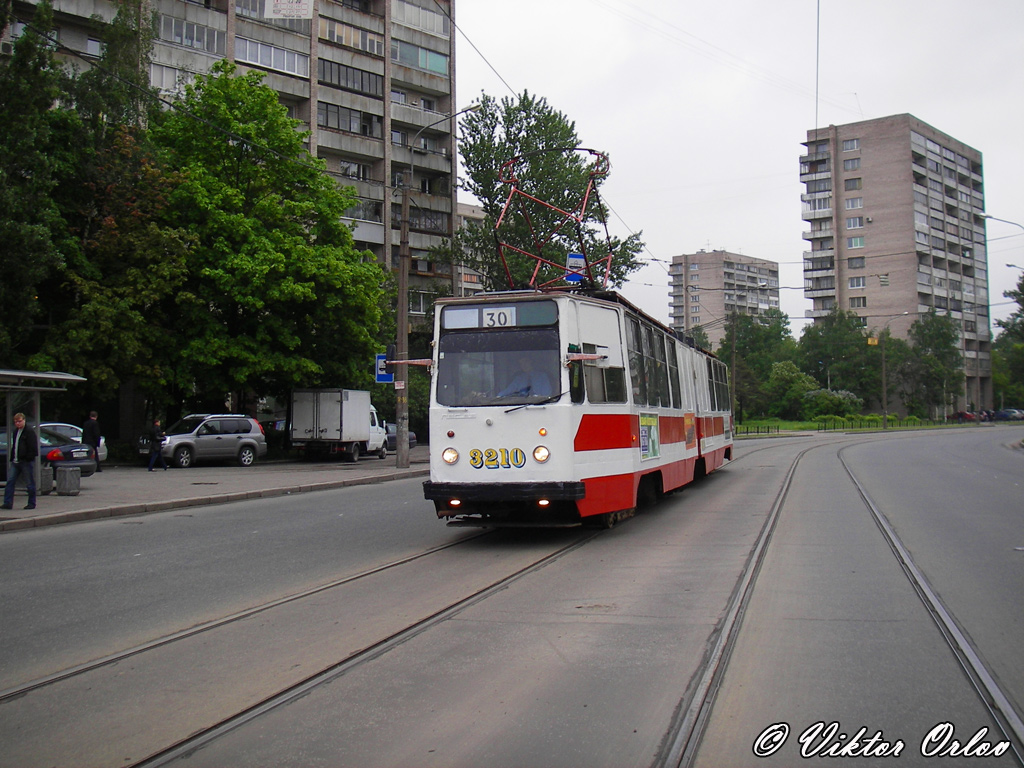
(451, 0, 1024, 336)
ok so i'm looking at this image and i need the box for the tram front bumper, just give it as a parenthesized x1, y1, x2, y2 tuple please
(423, 480, 586, 519)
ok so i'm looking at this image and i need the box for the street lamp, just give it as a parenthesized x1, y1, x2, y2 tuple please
(983, 214, 1024, 233)
(394, 102, 480, 468)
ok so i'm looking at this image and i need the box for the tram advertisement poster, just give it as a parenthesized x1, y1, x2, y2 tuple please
(640, 413, 660, 461)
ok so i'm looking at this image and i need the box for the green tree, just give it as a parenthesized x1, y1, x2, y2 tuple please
(29, 129, 193, 402)
(150, 61, 384, 406)
(992, 271, 1024, 408)
(687, 324, 711, 351)
(450, 91, 643, 290)
(0, 0, 72, 363)
(896, 309, 963, 417)
(799, 308, 877, 402)
(765, 361, 818, 420)
(717, 309, 797, 419)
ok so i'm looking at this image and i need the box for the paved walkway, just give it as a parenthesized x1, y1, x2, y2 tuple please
(0, 447, 430, 533)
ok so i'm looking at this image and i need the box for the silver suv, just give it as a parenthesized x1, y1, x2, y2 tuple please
(162, 414, 267, 468)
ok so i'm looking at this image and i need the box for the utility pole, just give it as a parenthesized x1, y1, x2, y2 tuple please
(394, 103, 479, 468)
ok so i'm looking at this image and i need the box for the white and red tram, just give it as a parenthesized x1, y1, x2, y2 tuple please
(423, 289, 733, 527)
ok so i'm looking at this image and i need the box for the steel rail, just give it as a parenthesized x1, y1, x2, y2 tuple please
(129, 532, 600, 767)
(839, 447, 1024, 764)
(0, 531, 491, 703)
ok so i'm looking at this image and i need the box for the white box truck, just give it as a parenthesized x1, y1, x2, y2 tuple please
(290, 389, 388, 461)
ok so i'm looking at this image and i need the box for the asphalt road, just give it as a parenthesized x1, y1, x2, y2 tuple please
(1, 427, 1021, 767)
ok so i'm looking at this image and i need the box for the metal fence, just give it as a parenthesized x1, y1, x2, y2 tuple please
(815, 419, 945, 431)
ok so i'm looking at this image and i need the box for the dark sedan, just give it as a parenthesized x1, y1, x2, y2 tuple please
(385, 423, 417, 452)
(1, 426, 98, 482)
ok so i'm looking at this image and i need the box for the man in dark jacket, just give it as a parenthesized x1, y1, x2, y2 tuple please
(3, 413, 39, 510)
(83, 411, 102, 472)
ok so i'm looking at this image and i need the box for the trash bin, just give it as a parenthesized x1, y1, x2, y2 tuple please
(56, 465, 81, 496)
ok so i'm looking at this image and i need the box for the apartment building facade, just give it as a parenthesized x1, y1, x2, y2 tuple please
(4, 0, 458, 323)
(800, 114, 991, 410)
(669, 250, 781, 350)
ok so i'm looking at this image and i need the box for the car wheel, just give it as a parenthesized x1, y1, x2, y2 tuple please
(350, 443, 361, 463)
(174, 446, 193, 469)
(238, 445, 257, 467)
(377, 444, 387, 460)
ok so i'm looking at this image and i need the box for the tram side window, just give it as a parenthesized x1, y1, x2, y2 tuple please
(582, 343, 627, 403)
(645, 326, 670, 408)
(626, 317, 647, 405)
(715, 360, 731, 412)
(667, 341, 681, 409)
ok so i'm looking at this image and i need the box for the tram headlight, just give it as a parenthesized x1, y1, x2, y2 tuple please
(441, 447, 459, 465)
(533, 445, 550, 463)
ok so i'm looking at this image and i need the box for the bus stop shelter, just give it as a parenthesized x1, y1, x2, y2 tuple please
(1, 369, 87, 496)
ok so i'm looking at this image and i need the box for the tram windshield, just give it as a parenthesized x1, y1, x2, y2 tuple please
(436, 326, 561, 407)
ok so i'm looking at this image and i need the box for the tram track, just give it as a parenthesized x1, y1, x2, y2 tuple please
(130, 531, 601, 768)
(0, 523, 601, 767)
(839, 445, 1024, 763)
(0, 531, 492, 705)
(654, 439, 826, 767)
(660, 431, 1023, 768)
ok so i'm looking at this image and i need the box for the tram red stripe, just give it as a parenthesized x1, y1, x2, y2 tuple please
(660, 415, 687, 444)
(574, 414, 637, 452)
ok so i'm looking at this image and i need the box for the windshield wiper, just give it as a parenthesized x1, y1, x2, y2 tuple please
(504, 391, 566, 414)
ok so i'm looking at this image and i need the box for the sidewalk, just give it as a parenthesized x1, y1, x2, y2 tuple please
(0, 446, 430, 533)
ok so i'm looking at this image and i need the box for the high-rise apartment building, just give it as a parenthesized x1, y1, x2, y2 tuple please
(4, 0, 458, 324)
(669, 250, 781, 350)
(800, 114, 991, 409)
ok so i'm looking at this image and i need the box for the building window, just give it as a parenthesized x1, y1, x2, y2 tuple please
(319, 19, 385, 56)
(158, 16, 226, 55)
(850, 296, 867, 309)
(236, 37, 309, 76)
(848, 257, 865, 269)
(845, 197, 863, 210)
(319, 60, 384, 97)
(392, 0, 450, 36)
(843, 158, 860, 171)
(847, 237, 865, 249)
(849, 276, 866, 289)
(846, 216, 864, 229)
(391, 39, 448, 74)
(347, 199, 382, 222)
(844, 178, 862, 191)
(842, 139, 860, 151)
(317, 102, 383, 138)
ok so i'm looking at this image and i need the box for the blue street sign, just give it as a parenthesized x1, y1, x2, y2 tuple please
(565, 253, 586, 283)
(375, 354, 394, 384)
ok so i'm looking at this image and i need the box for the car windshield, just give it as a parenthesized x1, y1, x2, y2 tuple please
(167, 417, 206, 435)
(435, 327, 561, 407)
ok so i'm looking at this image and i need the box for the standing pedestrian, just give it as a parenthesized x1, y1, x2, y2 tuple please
(148, 418, 168, 471)
(83, 411, 102, 472)
(2, 413, 38, 510)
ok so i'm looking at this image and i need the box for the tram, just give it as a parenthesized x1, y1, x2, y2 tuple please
(423, 289, 733, 527)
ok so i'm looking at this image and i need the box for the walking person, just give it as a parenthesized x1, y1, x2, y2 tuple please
(148, 418, 168, 471)
(2, 413, 39, 510)
(83, 411, 102, 472)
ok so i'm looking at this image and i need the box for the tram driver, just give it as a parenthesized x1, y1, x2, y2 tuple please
(497, 356, 554, 398)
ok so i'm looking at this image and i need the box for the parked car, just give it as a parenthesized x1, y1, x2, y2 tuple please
(1, 425, 98, 482)
(160, 414, 267, 468)
(385, 423, 417, 452)
(41, 422, 108, 462)
(994, 408, 1024, 421)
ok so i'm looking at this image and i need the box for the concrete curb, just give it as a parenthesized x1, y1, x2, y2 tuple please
(0, 467, 430, 533)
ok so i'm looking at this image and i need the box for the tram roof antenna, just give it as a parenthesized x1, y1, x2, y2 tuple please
(493, 147, 617, 292)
